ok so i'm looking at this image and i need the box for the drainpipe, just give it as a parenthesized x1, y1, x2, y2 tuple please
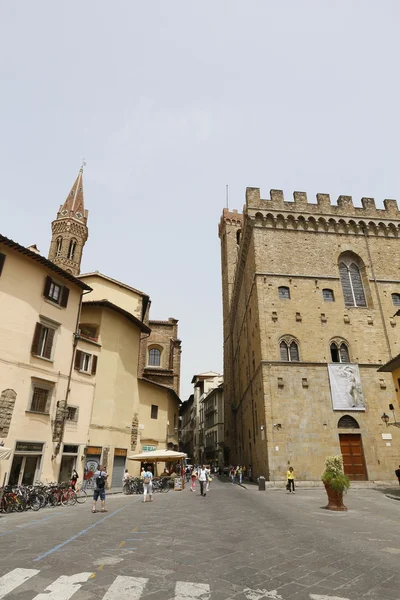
(53, 288, 92, 459)
(362, 227, 392, 360)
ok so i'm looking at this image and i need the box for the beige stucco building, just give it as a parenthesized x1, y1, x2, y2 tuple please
(220, 187, 400, 483)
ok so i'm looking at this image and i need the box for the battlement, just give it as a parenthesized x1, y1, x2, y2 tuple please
(246, 188, 400, 219)
(219, 208, 244, 235)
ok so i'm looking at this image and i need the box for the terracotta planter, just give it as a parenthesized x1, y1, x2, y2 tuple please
(323, 481, 348, 511)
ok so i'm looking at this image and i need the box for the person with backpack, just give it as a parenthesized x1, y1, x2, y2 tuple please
(395, 465, 400, 486)
(92, 465, 108, 513)
(142, 465, 153, 502)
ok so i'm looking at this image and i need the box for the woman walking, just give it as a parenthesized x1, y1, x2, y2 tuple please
(286, 466, 295, 493)
(230, 466, 235, 485)
(142, 466, 153, 502)
(191, 468, 197, 492)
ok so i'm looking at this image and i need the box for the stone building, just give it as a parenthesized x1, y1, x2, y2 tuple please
(202, 381, 225, 466)
(219, 187, 400, 483)
(180, 394, 195, 462)
(190, 372, 222, 464)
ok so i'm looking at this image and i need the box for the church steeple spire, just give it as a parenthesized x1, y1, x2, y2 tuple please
(48, 165, 89, 276)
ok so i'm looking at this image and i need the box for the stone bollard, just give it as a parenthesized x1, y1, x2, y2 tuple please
(258, 476, 265, 491)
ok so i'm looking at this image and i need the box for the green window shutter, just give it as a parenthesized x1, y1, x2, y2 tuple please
(60, 286, 70, 308)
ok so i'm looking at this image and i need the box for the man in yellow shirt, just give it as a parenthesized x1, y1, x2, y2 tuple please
(286, 466, 295, 493)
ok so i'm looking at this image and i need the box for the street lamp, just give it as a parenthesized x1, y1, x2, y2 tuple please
(381, 404, 400, 428)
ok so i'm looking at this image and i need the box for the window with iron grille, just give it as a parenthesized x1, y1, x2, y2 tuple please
(322, 289, 335, 302)
(30, 386, 51, 413)
(66, 406, 79, 422)
(278, 286, 290, 300)
(339, 262, 366, 307)
(392, 293, 400, 306)
(148, 348, 161, 366)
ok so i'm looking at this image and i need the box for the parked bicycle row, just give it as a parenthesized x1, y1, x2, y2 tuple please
(122, 476, 170, 495)
(0, 481, 88, 513)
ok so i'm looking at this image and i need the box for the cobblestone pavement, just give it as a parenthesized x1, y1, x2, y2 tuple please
(0, 479, 400, 599)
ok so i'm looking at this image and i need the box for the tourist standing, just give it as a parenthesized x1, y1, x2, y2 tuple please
(143, 466, 153, 502)
(286, 466, 295, 493)
(198, 465, 208, 497)
(92, 466, 108, 513)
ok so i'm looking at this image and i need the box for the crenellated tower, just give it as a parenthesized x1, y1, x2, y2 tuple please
(48, 167, 89, 275)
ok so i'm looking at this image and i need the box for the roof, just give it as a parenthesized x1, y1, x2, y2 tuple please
(82, 300, 151, 333)
(61, 167, 85, 216)
(191, 371, 221, 384)
(149, 318, 178, 326)
(0, 234, 92, 291)
(138, 377, 181, 404)
(79, 272, 149, 299)
(378, 353, 400, 372)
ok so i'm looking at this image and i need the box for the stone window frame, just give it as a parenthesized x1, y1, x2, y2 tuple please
(148, 346, 162, 367)
(392, 293, 400, 306)
(278, 286, 291, 300)
(322, 288, 335, 302)
(67, 238, 77, 260)
(338, 252, 368, 308)
(28, 378, 54, 415)
(55, 237, 63, 257)
(31, 317, 60, 362)
(329, 337, 351, 363)
(279, 335, 300, 362)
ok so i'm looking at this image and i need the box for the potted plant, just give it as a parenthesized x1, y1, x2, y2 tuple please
(321, 455, 350, 511)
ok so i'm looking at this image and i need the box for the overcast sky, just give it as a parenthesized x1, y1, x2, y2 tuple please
(1, 2, 399, 399)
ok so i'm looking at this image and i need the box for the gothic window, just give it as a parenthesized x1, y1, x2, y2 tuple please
(338, 415, 360, 429)
(279, 337, 299, 361)
(392, 293, 400, 306)
(278, 286, 290, 300)
(56, 238, 62, 257)
(68, 239, 77, 260)
(330, 340, 350, 363)
(339, 256, 367, 307)
(322, 289, 335, 302)
(148, 348, 161, 367)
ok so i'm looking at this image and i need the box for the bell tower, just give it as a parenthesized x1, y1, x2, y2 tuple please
(48, 166, 89, 276)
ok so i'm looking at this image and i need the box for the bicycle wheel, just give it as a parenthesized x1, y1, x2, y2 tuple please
(68, 490, 77, 506)
(75, 489, 87, 504)
(15, 497, 26, 512)
(47, 493, 59, 507)
(30, 494, 41, 511)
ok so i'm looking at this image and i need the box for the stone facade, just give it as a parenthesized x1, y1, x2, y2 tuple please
(0, 389, 16, 438)
(139, 318, 182, 395)
(219, 188, 400, 482)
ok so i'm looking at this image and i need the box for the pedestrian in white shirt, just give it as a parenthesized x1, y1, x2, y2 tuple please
(198, 465, 208, 497)
(142, 466, 153, 503)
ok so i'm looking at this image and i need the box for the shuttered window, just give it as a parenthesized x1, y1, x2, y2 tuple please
(278, 286, 290, 300)
(43, 275, 70, 308)
(0, 252, 6, 276)
(339, 262, 366, 307)
(31, 323, 56, 359)
(322, 289, 334, 302)
(392, 293, 400, 306)
(74, 350, 98, 375)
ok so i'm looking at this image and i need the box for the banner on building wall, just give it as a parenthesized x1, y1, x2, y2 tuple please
(328, 364, 366, 411)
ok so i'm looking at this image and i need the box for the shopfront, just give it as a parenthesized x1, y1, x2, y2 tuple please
(83, 446, 102, 490)
(58, 444, 79, 484)
(8, 441, 44, 485)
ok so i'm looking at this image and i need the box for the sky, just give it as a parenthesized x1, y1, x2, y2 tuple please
(1, 1, 400, 399)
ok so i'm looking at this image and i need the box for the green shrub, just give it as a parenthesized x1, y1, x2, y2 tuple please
(322, 455, 350, 493)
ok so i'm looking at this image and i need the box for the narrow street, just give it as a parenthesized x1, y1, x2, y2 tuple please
(0, 480, 400, 599)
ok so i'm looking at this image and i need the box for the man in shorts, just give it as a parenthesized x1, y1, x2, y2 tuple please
(92, 466, 108, 513)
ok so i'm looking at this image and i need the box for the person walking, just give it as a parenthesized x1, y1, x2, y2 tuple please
(122, 469, 130, 493)
(190, 468, 197, 492)
(395, 465, 400, 486)
(206, 467, 211, 492)
(142, 466, 153, 502)
(198, 465, 208, 497)
(92, 466, 108, 513)
(237, 466, 243, 485)
(230, 466, 235, 484)
(70, 468, 79, 490)
(286, 466, 295, 493)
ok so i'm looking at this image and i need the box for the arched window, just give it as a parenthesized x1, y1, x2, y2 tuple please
(68, 239, 77, 260)
(56, 238, 62, 257)
(322, 289, 335, 302)
(339, 254, 367, 307)
(148, 348, 161, 367)
(236, 229, 241, 245)
(338, 415, 360, 429)
(279, 338, 299, 362)
(278, 286, 290, 300)
(392, 293, 400, 306)
(330, 341, 350, 363)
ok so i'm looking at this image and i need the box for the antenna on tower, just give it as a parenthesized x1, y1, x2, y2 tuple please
(80, 158, 86, 172)
(226, 184, 229, 209)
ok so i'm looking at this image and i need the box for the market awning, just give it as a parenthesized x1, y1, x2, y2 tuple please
(0, 447, 12, 460)
(127, 450, 187, 462)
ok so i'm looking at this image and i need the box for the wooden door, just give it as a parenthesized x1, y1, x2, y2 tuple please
(339, 434, 367, 480)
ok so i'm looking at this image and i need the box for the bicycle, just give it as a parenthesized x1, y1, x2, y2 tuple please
(74, 484, 88, 504)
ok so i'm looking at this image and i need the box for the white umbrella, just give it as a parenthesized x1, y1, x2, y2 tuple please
(0, 447, 11, 461)
(127, 449, 187, 462)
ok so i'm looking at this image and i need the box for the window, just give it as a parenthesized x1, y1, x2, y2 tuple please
(0, 252, 6, 276)
(79, 324, 98, 341)
(338, 415, 360, 429)
(74, 350, 98, 375)
(56, 238, 62, 257)
(30, 384, 52, 414)
(392, 293, 400, 306)
(31, 323, 56, 360)
(148, 348, 161, 367)
(66, 406, 79, 422)
(322, 289, 335, 302)
(279, 339, 299, 361)
(43, 276, 70, 308)
(339, 260, 366, 307)
(278, 286, 290, 300)
(68, 239, 77, 260)
(236, 229, 241, 245)
(151, 404, 158, 419)
(330, 341, 350, 363)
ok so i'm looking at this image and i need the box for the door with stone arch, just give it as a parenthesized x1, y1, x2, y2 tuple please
(338, 415, 367, 480)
